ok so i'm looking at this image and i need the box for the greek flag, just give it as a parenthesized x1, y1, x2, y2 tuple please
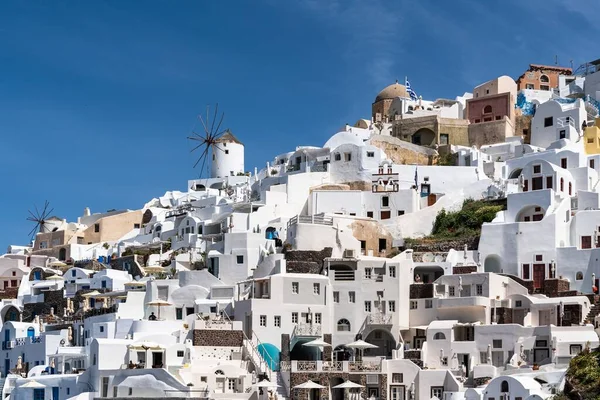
(406, 78, 418, 101)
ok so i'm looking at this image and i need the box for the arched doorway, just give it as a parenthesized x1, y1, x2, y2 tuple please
(58, 248, 67, 261)
(332, 345, 353, 362)
(329, 264, 355, 281)
(508, 168, 523, 179)
(516, 205, 545, 222)
(330, 377, 344, 400)
(484, 255, 502, 273)
(411, 128, 436, 146)
(290, 339, 320, 361)
(364, 329, 396, 358)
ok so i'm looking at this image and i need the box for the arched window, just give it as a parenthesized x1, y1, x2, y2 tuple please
(569, 182, 572, 195)
(433, 332, 446, 340)
(540, 75, 549, 83)
(576, 271, 584, 280)
(483, 105, 493, 114)
(337, 319, 351, 332)
(215, 369, 224, 375)
(501, 380, 509, 392)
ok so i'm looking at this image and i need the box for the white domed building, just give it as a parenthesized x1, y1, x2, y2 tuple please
(211, 130, 245, 178)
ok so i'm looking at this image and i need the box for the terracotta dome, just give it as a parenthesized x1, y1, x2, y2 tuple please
(375, 81, 408, 102)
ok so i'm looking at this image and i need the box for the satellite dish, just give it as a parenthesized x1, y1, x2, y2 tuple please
(422, 253, 434, 262)
(434, 255, 444, 262)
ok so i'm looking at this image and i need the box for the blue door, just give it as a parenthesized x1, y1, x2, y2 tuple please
(27, 327, 35, 338)
(52, 386, 59, 400)
(4, 359, 9, 375)
(4, 329, 9, 342)
(34, 271, 41, 280)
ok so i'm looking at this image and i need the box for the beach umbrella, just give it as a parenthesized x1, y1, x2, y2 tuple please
(293, 381, 325, 389)
(302, 338, 331, 347)
(146, 299, 171, 320)
(332, 381, 364, 389)
(255, 380, 279, 388)
(346, 340, 377, 361)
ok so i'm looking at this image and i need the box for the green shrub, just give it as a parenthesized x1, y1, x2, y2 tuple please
(430, 199, 503, 239)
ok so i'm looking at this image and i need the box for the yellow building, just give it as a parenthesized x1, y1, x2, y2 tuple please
(584, 118, 600, 154)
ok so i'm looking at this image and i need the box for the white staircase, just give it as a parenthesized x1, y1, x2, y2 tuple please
(274, 371, 289, 400)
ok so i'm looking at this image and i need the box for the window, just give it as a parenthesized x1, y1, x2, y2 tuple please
(535, 254, 543, 261)
(425, 299, 432, 308)
(533, 165, 541, 174)
(431, 387, 444, 399)
(260, 315, 266, 327)
(523, 179, 528, 191)
(532, 176, 543, 190)
(93, 223, 100, 233)
(380, 210, 391, 220)
(523, 264, 530, 279)
(516, 300, 522, 307)
(540, 85, 550, 91)
(540, 74, 549, 83)
(486, 89, 490, 94)
(129, 388, 133, 396)
(365, 301, 371, 312)
(474, 119, 480, 123)
(570, 344, 582, 355)
(493, 339, 502, 348)
(560, 129, 566, 139)
(589, 138, 595, 144)
(389, 266, 396, 277)
(476, 284, 483, 295)
(367, 151, 375, 158)
(536, 339, 548, 347)
(365, 268, 372, 279)
(501, 380, 510, 393)
(483, 105, 492, 114)
(480, 352, 488, 364)
(582, 236, 592, 249)
(576, 271, 584, 280)
(315, 313, 321, 324)
(367, 211, 374, 218)
(176, 308, 183, 320)
(388, 301, 396, 312)
(561, 158, 567, 169)
(236, 255, 244, 264)
(228, 379, 235, 390)
(337, 318, 351, 332)
(333, 291, 339, 303)
(177, 350, 184, 357)
(397, 210, 405, 216)
(292, 282, 299, 294)
(292, 312, 298, 324)
(449, 286, 455, 297)
(225, 150, 229, 155)
(569, 182, 572, 195)
(526, 83, 534, 89)
(392, 373, 403, 383)
(591, 159, 596, 169)
(334, 153, 341, 161)
(433, 332, 446, 340)
(381, 197, 390, 208)
(544, 117, 553, 127)
(441, 357, 448, 366)
(313, 283, 320, 295)
(379, 238, 387, 252)
(546, 176, 553, 189)
(560, 177, 565, 191)
(99, 326, 104, 333)
(410, 301, 418, 310)
(274, 316, 281, 327)
(440, 133, 449, 145)
(348, 291, 355, 303)
(344, 153, 352, 162)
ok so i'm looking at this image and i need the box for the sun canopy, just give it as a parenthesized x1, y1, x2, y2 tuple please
(303, 338, 331, 348)
(255, 380, 279, 388)
(332, 381, 364, 389)
(293, 381, 325, 389)
(345, 340, 378, 349)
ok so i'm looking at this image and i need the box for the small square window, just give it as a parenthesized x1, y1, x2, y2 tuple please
(559, 130, 566, 139)
(425, 299, 432, 308)
(365, 268, 372, 279)
(344, 153, 352, 162)
(236, 255, 244, 264)
(410, 301, 418, 310)
(389, 266, 396, 277)
(397, 210, 405, 216)
(177, 350, 184, 357)
(533, 165, 541, 174)
(334, 153, 341, 161)
(535, 254, 543, 261)
(516, 300, 522, 307)
(274, 316, 281, 327)
(366, 211, 374, 218)
(315, 313, 321, 324)
(493, 339, 502, 348)
(292, 282, 299, 294)
(544, 117, 553, 127)
(225, 150, 229, 154)
(364, 301, 371, 312)
(292, 312, 298, 324)
(476, 284, 483, 295)
(366, 151, 375, 158)
(260, 315, 266, 327)
(388, 301, 396, 312)
(449, 286, 455, 297)
(392, 373, 403, 383)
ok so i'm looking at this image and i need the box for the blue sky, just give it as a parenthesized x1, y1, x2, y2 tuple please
(0, 0, 597, 250)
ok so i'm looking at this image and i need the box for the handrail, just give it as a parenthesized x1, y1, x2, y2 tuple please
(221, 309, 276, 381)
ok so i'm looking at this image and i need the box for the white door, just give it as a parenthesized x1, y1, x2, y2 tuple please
(492, 351, 504, 367)
(539, 310, 552, 326)
(216, 378, 225, 393)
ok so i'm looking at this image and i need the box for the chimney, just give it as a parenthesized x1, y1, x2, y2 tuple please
(83, 207, 91, 217)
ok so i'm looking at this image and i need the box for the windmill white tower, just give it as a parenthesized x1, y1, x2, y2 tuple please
(212, 130, 245, 178)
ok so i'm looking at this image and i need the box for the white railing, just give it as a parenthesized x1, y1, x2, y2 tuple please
(287, 214, 333, 227)
(293, 323, 321, 336)
(287, 360, 381, 373)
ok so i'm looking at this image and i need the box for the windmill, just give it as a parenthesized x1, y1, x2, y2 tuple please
(26, 200, 54, 242)
(187, 104, 228, 177)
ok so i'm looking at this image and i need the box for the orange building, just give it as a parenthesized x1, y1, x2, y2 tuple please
(516, 64, 572, 91)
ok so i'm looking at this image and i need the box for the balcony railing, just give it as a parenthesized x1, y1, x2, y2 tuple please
(2, 340, 15, 350)
(287, 215, 333, 227)
(15, 338, 25, 346)
(284, 360, 381, 373)
(368, 313, 392, 325)
(293, 323, 322, 337)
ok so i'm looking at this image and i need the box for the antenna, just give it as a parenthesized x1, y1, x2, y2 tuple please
(187, 104, 228, 178)
(26, 200, 54, 242)
(555, 55, 558, 65)
(570, 60, 574, 70)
